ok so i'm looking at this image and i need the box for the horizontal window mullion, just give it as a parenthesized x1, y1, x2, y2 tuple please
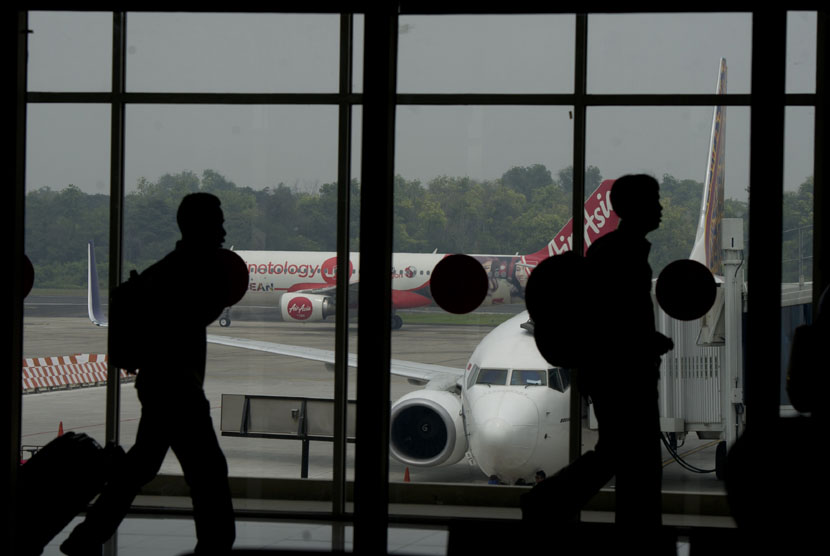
(396, 93, 762, 106)
(27, 92, 363, 105)
(28, 92, 816, 107)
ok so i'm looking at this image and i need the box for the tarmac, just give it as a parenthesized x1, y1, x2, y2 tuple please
(21, 295, 732, 554)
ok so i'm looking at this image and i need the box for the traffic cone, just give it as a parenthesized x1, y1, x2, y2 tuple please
(58, 421, 64, 436)
(404, 467, 410, 482)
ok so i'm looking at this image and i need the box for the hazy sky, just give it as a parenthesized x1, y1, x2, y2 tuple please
(24, 11, 818, 201)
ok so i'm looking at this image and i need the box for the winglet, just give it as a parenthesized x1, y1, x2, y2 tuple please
(689, 58, 727, 275)
(87, 241, 108, 326)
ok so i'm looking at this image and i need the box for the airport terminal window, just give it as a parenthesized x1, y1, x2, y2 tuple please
(586, 13, 751, 94)
(14, 8, 824, 553)
(22, 102, 112, 450)
(125, 12, 341, 93)
(26, 11, 112, 92)
(397, 14, 575, 94)
(786, 11, 817, 94)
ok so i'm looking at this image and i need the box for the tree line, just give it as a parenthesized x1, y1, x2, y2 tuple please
(24, 164, 813, 289)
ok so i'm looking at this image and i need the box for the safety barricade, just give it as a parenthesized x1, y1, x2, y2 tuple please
(21, 354, 134, 393)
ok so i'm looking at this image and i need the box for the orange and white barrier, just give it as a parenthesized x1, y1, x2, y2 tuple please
(21, 354, 133, 392)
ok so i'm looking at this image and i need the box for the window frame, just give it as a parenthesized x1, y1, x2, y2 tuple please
(10, 6, 825, 555)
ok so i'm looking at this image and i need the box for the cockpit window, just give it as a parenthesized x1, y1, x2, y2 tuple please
(475, 368, 508, 385)
(547, 367, 572, 393)
(510, 369, 547, 386)
(467, 364, 480, 389)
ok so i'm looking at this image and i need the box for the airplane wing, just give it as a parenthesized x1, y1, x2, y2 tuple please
(206, 334, 463, 389)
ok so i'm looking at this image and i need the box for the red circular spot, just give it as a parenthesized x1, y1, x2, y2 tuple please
(429, 254, 488, 314)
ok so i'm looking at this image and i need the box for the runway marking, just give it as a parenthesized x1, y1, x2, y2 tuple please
(662, 439, 720, 467)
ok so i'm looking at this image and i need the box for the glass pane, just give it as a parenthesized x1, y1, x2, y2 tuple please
(780, 106, 814, 411)
(396, 106, 573, 191)
(22, 104, 111, 456)
(353, 15, 364, 94)
(397, 15, 575, 94)
(123, 105, 341, 487)
(27, 11, 112, 92)
(586, 106, 750, 261)
(391, 105, 573, 488)
(125, 105, 338, 193)
(126, 13, 340, 93)
(786, 12, 817, 94)
(587, 13, 751, 94)
(583, 102, 750, 518)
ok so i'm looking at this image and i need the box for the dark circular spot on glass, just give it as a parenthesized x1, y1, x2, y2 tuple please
(429, 254, 488, 314)
(656, 259, 717, 321)
(216, 249, 250, 309)
(23, 254, 35, 298)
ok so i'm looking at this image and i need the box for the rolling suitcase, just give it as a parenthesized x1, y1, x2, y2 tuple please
(17, 432, 123, 555)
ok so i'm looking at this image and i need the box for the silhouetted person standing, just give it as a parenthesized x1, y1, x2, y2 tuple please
(62, 193, 235, 556)
(522, 175, 673, 548)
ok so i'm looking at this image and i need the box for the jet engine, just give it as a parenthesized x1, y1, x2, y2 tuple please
(280, 293, 335, 322)
(390, 389, 467, 467)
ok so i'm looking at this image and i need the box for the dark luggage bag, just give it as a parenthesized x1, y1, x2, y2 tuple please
(17, 432, 124, 556)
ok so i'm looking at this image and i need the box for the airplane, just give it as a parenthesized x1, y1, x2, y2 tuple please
(88, 59, 727, 485)
(219, 179, 618, 330)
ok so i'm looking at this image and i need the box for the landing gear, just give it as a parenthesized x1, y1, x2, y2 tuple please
(391, 314, 403, 330)
(219, 308, 232, 327)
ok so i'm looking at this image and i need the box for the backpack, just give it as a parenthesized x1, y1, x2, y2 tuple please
(108, 269, 153, 373)
(525, 252, 592, 369)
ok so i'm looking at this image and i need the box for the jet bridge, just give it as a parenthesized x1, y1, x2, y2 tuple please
(644, 218, 813, 478)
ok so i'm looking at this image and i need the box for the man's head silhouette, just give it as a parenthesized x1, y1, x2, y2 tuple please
(177, 192, 226, 249)
(610, 174, 662, 235)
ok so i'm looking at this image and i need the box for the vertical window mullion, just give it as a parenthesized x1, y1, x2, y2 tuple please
(106, 10, 127, 453)
(569, 13, 588, 464)
(332, 11, 353, 525)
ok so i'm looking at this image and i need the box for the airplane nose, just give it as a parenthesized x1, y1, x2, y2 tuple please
(469, 391, 540, 475)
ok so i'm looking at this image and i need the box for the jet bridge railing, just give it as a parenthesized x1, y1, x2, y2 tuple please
(220, 394, 357, 478)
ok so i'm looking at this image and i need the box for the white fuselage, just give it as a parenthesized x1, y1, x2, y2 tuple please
(237, 250, 444, 294)
(461, 311, 571, 483)
(235, 250, 523, 309)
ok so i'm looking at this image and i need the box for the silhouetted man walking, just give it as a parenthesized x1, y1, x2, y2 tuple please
(62, 193, 235, 556)
(522, 175, 673, 547)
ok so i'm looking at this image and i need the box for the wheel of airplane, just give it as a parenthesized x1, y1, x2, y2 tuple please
(391, 314, 403, 330)
(219, 317, 231, 327)
(429, 253, 488, 314)
(656, 259, 717, 321)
